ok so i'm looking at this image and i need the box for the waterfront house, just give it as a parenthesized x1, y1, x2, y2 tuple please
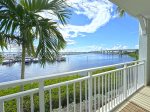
(0, 0, 150, 112)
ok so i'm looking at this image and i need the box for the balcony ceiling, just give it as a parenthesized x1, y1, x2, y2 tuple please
(110, 0, 150, 19)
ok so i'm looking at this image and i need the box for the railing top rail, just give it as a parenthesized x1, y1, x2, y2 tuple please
(0, 88, 39, 101)
(0, 60, 144, 89)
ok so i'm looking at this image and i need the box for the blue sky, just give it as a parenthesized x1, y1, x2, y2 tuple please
(60, 0, 139, 52)
(1, 0, 139, 52)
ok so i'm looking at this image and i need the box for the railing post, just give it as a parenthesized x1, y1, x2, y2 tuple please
(88, 72, 92, 112)
(144, 60, 147, 86)
(135, 62, 138, 90)
(0, 101, 4, 112)
(39, 80, 45, 112)
(123, 64, 127, 98)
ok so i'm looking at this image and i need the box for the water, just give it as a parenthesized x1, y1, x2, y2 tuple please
(0, 53, 135, 82)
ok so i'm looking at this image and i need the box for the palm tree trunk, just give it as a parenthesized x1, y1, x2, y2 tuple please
(21, 44, 25, 80)
(20, 43, 26, 112)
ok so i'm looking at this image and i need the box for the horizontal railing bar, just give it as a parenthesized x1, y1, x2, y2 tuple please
(127, 63, 144, 69)
(0, 77, 90, 102)
(0, 88, 39, 101)
(0, 60, 144, 90)
(92, 68, 124, 78)
(44, 76, 90, 90)
(92, 62, 144, 78)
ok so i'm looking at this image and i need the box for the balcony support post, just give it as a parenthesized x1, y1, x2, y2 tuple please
(139, 17, 150, 85)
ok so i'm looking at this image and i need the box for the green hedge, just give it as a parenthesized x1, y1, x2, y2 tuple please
(128, 52, 138, 60)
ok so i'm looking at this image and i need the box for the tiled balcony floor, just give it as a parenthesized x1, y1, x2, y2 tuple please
(113, 86, 150, 112)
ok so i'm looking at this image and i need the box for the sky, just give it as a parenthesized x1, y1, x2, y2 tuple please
(1, 0, 139, 52)
(61, 0, 139, 52)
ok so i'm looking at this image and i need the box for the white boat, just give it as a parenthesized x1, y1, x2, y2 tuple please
(32, 58, 39, 63)
(2, 59, 14, 65)
(25, 58, 32, 64)
(56, 56, 66, 62)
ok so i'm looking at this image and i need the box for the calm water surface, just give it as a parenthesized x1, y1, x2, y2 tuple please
(0, 53, 135, 82)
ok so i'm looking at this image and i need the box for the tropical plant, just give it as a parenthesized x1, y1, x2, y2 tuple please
(0, 0, 70, 110)
(0, 0, 70, 79)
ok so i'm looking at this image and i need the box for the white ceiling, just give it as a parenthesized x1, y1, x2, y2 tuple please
(110, 0, 150, 19)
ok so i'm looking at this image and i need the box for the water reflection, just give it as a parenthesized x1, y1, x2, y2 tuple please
(0, 53, 135, 82)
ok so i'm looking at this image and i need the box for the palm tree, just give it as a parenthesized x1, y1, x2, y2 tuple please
(0, 0, 70, 110)
(0, 0, 70, 79)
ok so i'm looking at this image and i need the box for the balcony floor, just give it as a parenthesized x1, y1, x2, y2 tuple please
(113, 86, 150, 112)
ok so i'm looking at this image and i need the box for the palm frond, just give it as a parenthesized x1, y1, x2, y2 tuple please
(117, 7, 125, 17)
(0, 32, 18, 49)
(20, 0, 71, 25)
(35, 19, 66, 65)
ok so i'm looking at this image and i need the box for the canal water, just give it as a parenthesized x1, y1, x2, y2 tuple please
(0, 53, 135, 82)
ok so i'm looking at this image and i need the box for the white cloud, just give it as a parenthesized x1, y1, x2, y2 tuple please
(135, 45, 139, 49)
(108, 44, 128, 50)
(86, 45, 103, 51)
(0, 44, 21, 52)
(37, 10, 59, 20)
(62, 44, 129, 52)
(59, 0, 114, 38)
(62, 45, 104, 52)
(66, 39, 76, 45)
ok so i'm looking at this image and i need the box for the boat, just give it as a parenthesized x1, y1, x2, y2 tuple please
(2, 59, 14, 65)
(56, 56, 66, 62)
(32, 58, 39, 63)
(25, 58, 32, 64)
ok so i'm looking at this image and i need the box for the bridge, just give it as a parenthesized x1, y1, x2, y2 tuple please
(90, 49, 138, 55)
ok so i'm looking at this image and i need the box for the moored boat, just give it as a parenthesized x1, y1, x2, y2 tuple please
(56, 56, 66, 62)
(32, 58, 39, 63)
(2, 59, 14, 65)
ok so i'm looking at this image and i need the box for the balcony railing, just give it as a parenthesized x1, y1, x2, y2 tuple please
(0, 60, 145, 112)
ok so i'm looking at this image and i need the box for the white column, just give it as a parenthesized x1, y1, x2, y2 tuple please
(139, 17, 150, 85)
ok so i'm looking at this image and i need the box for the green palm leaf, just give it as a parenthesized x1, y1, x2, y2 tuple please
(0, 0, 70, 65)
(117, 7, 125, 17)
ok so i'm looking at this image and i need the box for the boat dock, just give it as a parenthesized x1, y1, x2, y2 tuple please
(0, 54, 66, 65)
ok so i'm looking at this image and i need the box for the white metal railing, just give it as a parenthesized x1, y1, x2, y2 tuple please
(0, 60, 145, 112)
